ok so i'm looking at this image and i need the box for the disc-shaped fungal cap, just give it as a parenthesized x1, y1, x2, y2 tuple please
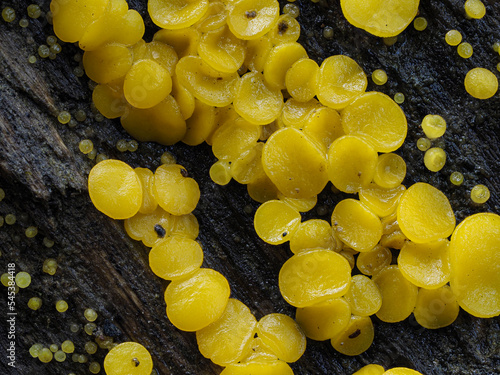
(104, 342, 153, 375)
(50, 0, 109, 43)
(449, 213, 500, 318)
(279, 249, 351, 307)
(88, 159, 142, 220)
(120, 96, 187, 145)
(340, 0, 419, 37)
(165, 268, 230, 332)
(227, 0, 280, 40)
(397, 182, 455, 243)
(176, 56, 239, 107)
(262, 128, 329, 199)
(464, 68, 498, 100)
(316, 55, 367, 110)
(234, 71, 283, 125)
(148, 0, 209, 29)
(341, 92, 408, 153)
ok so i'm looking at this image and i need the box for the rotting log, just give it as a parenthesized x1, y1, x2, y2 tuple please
(0, 0, 499, 374)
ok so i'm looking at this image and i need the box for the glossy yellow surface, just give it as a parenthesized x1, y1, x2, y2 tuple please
(279, 249, 351, 307)
(165, 268, 230, 331)
(88, 159, 142, 219)
(449, 213, 500, 318)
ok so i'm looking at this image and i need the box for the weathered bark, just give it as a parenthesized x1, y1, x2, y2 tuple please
(0, 0, 499, 374)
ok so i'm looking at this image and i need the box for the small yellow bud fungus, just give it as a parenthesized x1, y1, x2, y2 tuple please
(127, 140, 139, 152)
(89, 362, 101, 374)
(28, 297, 42, 310)
(371, 69, 388, 85)
(29, 343, 43, 358)
(445, 30, 462, 46)
(0, 188, 5, 201)
(323, 26, 334, 39)
(43, 237, 54, 247)
(27, 4, 41, 19)
(15, 271, 31, 288)
(464, 68, 498, 100)
(457, 42, 473, 58)
(25, 226, 38, 238)
(116, 139, 128, 152)
(424, 147, 446, 172)
(95, 154, 108, 163)
(58, 111, 71, 124)
(38, 348, 53, 363)
(19, 18, 29, 28)
(5, 214, 16, 225)
(70, 323, 80, 333)
(0, 273, 10, 287)
(2, 7, 16, 22)
(464, 0, 486, 19)
(54, 350, 66, 362)
(84, 308, 98, 322)
(394, 93, 405, 104)
(78, 354, 88, 363)
(161, 151, 176, 165)
(79, 139, 94, 154)
(283, 3, 300, 18)
(62, 340, 75, 353)
(471, 184, 490, 204)
(84, 322, 97, 335)
(46, 35, 57, 46)
(413, 17, 427, 31)
(43, 258, 58, 275)
(85, 341, 98, 354)
(383, 36, 398, 46)
(421, 114, 447, 139)
(416, 137, 431, 151)
(28, 55, 37, 64)
(56, 300, 69, 312)
(450, 171, 464, 186)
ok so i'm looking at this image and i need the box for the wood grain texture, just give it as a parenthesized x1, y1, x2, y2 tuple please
(0, 0, 499, 374)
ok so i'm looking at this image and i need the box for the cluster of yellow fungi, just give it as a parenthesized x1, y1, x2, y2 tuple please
(45, 0, 500, 373)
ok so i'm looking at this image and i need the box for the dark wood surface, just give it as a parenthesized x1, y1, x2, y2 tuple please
(0, 0, 499, 374)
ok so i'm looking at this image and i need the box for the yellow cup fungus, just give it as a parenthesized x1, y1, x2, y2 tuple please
(327, 135, 378, 194)
(413, 285, 459, 329)
(464, 0, 486, 19)
(421, 114, 447, 139)
(256, 313, 307, 363)
(88, 159, 142, 220)
(148, 0, 209, 30)
(340, 0, 420, 37)
(330, 315, 374, 356)
(295, 298, 351, 341)
(470, 184, 490, 204)
(165, 268, 230, 331)
(373, 265, 418, 322)
(316, 55, 367, 110)
(227, 0, 280, 40)
(341, 92, 408, 153)
(196, 298, 257, 366)
(254, 199, 301, 244)
(424, 147, 446, 172)
(289, 219, 338, 253)
(445, 29, 462, 46)
(343, 274, 382, 317)
(262, 128, 328, 199)
(331, 199, 382, 252)
(449, 213, 500, 318)
(398, 239, 451, 289)
(149, 235, 203, 280)
(279, 249, 351, 307)
(464, 67, 498, 99)
(353, 364, 385, 375)
(153, 164, 200, 215)
(104, 342, 153, 375)
(397, 182, 455, 243)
